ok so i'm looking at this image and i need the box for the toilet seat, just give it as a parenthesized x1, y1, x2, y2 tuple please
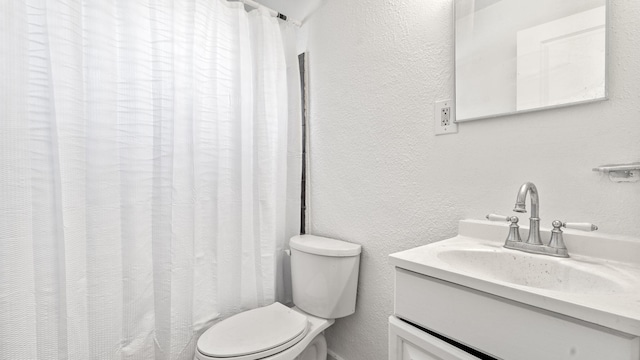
(196, 303, 309, 360)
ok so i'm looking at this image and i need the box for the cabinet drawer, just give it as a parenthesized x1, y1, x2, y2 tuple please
(395, 268, 640, 360)
(389, 316, 481, 360)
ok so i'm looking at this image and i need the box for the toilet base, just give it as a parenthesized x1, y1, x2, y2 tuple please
(293, 333, 327, 360)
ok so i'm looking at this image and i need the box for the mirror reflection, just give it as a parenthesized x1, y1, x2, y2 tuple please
(455, 0, 607, 121)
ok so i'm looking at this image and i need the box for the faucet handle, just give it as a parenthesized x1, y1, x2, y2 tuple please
(486, 214, 511, 222)
(486, 214, 522, 243)
(547, 220, 598, 258)
(547, 220, 569, 256)
(562, 222, 598, 232)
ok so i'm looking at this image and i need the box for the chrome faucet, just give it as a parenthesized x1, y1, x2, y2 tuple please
(513, 182, 543, 246)
(486, 182, 598, 258)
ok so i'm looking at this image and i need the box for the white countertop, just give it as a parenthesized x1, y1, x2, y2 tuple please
(389, 219, 640, 336)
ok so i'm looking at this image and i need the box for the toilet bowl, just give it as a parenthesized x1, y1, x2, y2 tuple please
(194, 235, 361, 360)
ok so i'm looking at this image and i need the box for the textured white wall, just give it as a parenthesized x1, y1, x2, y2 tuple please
(304, 0, 640, 359)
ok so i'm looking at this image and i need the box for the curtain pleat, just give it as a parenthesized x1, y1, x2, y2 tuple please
(0, 0, 301, 359)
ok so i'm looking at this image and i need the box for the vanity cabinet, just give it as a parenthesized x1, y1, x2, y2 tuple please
(391, 268, 640, 360)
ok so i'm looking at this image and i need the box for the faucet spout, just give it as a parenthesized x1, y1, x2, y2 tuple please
(513, 182, 542, 245)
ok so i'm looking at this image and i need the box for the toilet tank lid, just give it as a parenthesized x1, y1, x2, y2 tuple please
(289, 235, 362, 257)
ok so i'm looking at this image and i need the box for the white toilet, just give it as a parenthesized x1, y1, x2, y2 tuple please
(194, 234, 362, 360)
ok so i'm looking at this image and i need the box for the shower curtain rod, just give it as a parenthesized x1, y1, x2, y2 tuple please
(237, 0, 302, 27)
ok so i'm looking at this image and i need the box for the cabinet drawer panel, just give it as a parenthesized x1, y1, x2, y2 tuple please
(395, 268, 640, 360)
(403, 342, 438, 360)
(389, 316, 480, 360)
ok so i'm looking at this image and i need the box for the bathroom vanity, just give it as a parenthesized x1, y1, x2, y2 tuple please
(389, 220, 640, 360)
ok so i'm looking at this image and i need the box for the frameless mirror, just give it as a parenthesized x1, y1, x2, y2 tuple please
(454, 0, 608, 121)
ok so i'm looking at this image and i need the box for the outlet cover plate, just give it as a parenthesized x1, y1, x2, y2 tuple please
(434, 99, 458, 135)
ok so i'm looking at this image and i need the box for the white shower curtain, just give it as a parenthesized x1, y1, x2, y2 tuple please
(0, 1, 301, 359)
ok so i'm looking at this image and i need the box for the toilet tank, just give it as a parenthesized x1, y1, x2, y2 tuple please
(289, 235, 362, 319)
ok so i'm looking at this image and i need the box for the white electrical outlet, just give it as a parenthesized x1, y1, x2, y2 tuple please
(434, 99, 458, 135)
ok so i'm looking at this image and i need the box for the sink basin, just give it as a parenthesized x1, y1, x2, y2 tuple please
(437, 248, 630, 294)
(389, 219, 640, 336)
